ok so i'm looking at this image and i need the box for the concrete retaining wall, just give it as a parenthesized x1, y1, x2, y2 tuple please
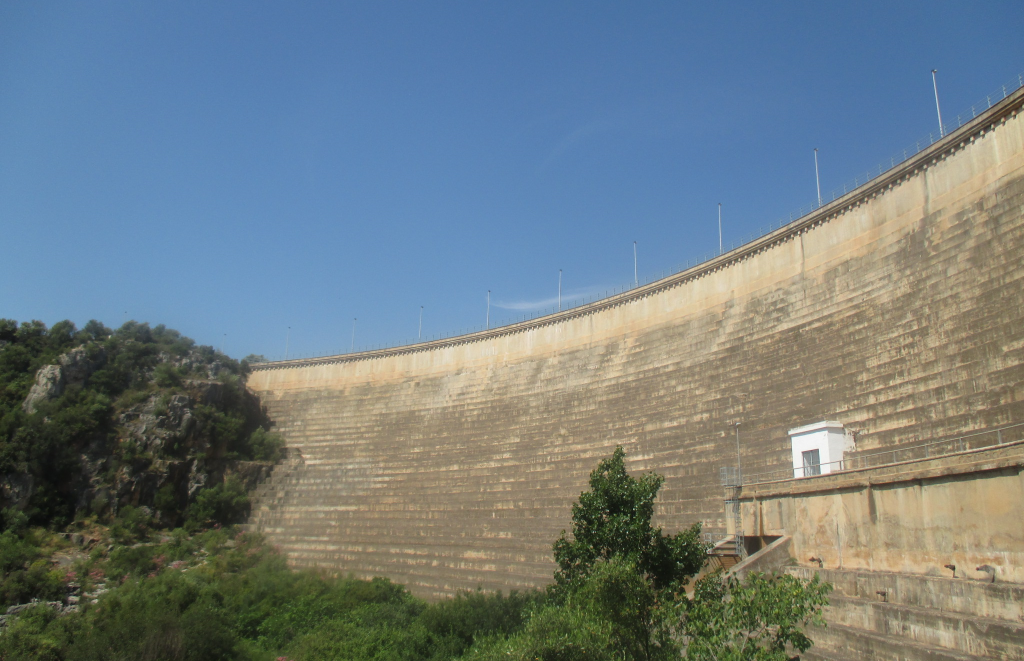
(246, 90, 1024, 598)
(740, 441, 1024, 583)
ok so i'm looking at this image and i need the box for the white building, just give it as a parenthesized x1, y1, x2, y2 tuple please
(789, 421, 855, 478)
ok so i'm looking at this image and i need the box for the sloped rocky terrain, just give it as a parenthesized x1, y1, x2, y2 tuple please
(0, 318, 278, 531)
(0, 317, 286, 619)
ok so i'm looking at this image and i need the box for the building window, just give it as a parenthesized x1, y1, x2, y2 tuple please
(802, 449, 821, 477)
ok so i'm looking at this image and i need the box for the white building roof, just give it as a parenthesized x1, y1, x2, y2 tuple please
(788, 420, 845, 436)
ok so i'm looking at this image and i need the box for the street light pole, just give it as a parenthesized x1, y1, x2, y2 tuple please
(633, 241, 638, 287)
(350, 318, 356, 353)
(718, 203, 723, 255)
(558, 270, 562, 311)
(486, 291, 490, 329)
(418, 306, 423, 340)
(285, 327, 290, 360)
(814, 148, 822, 207)
(931, 69, 945, 137)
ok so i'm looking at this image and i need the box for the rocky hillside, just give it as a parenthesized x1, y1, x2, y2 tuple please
(0, 318, 279, 532)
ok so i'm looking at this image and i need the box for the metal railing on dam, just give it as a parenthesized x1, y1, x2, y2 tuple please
(253, 71, 1024, 367)
(741, 421, 1024, 485)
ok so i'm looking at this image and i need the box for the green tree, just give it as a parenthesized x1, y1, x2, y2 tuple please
(417, 589, 547, 660)
(80, 319, 112, 341)
(0, 319, 17, 344)
(184, 477, 250, 531)
(466, 601, 615, 661)
(682, 571, 832, 661)
(552, 446, 706, 595)
(246, 427, 285, 462)
(109, 505, 153, 545)
(573, 557, 676, 661)
(545, 447, 831, 661)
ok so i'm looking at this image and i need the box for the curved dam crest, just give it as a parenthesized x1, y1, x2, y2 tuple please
(247, 89, 1024, 599)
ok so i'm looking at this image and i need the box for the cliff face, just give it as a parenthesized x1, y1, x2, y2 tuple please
(88, 378, 273, 527)
(0, 321, 278, 530)
(21, 345, 108, 414)
(246, 91, 1024, 598)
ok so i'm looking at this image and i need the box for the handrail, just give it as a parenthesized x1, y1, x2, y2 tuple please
(254, 72, 1024, 368)
(742, 421, 1024, 485)
(702, 531, 743, 555)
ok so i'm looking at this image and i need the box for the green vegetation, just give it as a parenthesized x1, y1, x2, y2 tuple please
(0, 320, 830, 659)
(0, 447, 827, 661)
(0, 526, 548, 661)
(468, 447, 831, 661)
(552, 447, 705, 595)
(0, 318, 281, 532)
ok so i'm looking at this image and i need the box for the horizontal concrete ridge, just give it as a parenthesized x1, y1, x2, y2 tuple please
(742, 443, 1024, 583)
(789, 567, 1024, 661)
(252, 86, 1024, 372)
(743, 439, 1024, 497)
(247, 88, 1024, 599)
(802, 622, 980, 661)
(785, 567, 1024, 625)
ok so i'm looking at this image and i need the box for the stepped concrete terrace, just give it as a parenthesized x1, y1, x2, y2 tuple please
(790, 567, 1024, 661)
(739, 440, 1024, 583)
(737, 443, 1024, 659)
(246, 87, 1024, 599)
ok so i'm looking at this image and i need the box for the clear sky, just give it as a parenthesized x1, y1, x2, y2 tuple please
(3, 2, 1023, 360)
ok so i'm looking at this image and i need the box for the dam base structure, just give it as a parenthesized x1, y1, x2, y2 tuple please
(246, 82, 1024, 648)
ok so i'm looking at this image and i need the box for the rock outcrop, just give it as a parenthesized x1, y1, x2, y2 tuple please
(12, 343, 274, 527)
(22, 345, 107, 413)
(74, 384, 273, 525)
(59, 345, 107, 386)
(21, 365, 65, 413)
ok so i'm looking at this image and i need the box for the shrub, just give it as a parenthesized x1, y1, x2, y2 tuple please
(682, 571, 832, 661)
(247, 428, 285, 462)
(155, 484, 181, 518)
(184, 478, 249, 532)
(0, 530, 37, 574)
(1, 507, 29, 534)
(153, 364, 183, 388)
(109, 506, 153, 545)
(418, 589, 547, 659)
(0, 603, 78, 661)
(465, 602, 616, 661)
(0, 558, 67, 608)
(285, 602, 431, 661)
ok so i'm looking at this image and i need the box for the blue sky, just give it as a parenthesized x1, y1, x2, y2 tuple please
(3, 2, 1023, 360)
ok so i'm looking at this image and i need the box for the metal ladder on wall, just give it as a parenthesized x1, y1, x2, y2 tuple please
(707, 466, 745, 570)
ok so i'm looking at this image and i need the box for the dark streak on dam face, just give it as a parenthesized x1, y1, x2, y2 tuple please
(245, 89, 1024, 600)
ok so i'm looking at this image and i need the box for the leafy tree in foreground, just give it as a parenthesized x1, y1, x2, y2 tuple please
(552, 446, 706, 595)
(539, 446, 831, 661)
(683, 571, 832, 661)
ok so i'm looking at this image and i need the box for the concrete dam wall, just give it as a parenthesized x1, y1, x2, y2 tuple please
(247, 89, 1024, 599)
